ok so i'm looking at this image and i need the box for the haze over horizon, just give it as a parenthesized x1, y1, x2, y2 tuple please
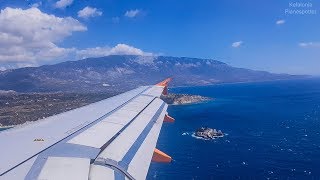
(0, 0, 319, 75)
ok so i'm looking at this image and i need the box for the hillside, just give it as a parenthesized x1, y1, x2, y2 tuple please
(0, 55, 304, 93)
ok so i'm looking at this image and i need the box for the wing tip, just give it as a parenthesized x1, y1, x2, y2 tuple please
(156, 78, 172, 87)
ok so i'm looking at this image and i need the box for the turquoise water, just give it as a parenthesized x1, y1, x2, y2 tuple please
(147, 78, 320, 179)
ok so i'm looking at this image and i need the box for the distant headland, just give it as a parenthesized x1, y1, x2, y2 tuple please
(161, 93, 212, 105)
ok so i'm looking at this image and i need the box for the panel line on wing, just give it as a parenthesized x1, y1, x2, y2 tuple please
(98, 97, 157, 154)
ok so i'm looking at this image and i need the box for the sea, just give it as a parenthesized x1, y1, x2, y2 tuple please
(147, 78, 320, 180)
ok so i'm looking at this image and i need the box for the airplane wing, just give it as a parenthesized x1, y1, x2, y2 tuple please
(0, 78, 174, 180)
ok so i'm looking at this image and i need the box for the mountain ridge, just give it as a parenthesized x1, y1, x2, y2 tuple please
(0, 55, 307, 93)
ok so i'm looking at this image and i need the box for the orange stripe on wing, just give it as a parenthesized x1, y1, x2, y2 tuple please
(164, 114, 175, 123)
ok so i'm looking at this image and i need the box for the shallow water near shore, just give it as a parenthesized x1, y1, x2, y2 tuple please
(147, 78, 320, 179)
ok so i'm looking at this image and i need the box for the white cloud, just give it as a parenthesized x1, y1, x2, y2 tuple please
(232, 41, 243, 48)
(31, 2, 42, 8)
(76, 44, 153, 59)
(78, 6, 102, 19)
(110, 44, 151, 55)
(124, 9, 140, 18)
(299, 42, 320, 48)
(0, 8, 154, 70)
(55, 0, 73, 9)
(0, 7, 86, 68)
(276, 19, 285, 25)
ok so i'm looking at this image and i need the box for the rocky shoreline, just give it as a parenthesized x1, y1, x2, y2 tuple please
(160, 93, 212, 105)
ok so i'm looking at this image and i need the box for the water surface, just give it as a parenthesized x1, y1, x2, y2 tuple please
(148, 78, 320, 179)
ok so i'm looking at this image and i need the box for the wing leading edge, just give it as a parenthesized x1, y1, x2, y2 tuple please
(0, 78, 173, 180)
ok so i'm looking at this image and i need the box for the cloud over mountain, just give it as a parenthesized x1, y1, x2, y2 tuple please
(0, 7, 86, 69)
(76, 44, 153, 59)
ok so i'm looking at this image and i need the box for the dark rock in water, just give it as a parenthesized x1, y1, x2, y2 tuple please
(195, 127, 224, 139)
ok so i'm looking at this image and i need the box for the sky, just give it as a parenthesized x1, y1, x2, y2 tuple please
(0, 0, 319, 75)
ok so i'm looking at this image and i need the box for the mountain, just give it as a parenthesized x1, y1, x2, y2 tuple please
(0, 55, 305, 93)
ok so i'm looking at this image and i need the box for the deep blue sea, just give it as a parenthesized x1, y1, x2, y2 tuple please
(147, 78, 320, 180)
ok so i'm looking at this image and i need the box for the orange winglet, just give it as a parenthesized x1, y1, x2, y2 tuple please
(156, 78, 172, 87)
(164, 114, 175, 123)
(156, 78, 172, 95)
(152, 148, 172, 163)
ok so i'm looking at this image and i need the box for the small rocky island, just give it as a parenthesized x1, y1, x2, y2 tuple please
(161, 93, 212, 105)
(195, 127, 224, 139)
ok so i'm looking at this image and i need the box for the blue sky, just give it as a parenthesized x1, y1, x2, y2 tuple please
(0, 0, 319, 75)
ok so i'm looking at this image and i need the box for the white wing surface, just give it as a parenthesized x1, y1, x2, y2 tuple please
(0, 78, 173, 180)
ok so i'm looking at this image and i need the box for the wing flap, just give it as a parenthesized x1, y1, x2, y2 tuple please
(37, 157, 90, 180)
(66, 122, 124, 148)
(97, 98, 166, 162)
(89, 165, 115, 180)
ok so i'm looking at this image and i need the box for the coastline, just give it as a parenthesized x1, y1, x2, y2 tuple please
(168, 99, 212, 106)
(170, 77, 314, 89)
(160, 93, 212, 105)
